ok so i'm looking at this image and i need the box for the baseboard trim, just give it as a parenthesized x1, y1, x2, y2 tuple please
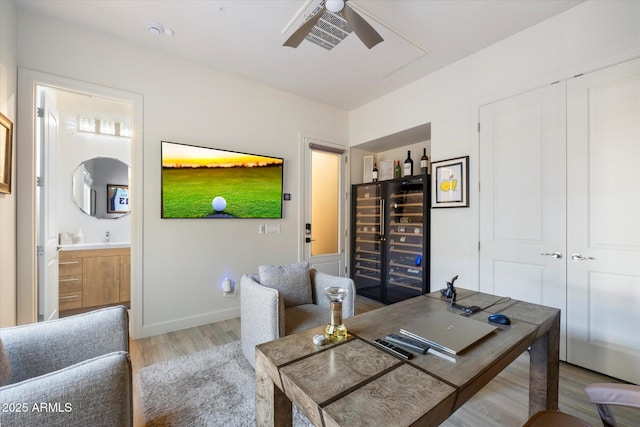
(140, 307, 241, 338)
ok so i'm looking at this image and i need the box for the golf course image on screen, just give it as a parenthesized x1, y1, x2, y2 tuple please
(161, 141, 283, 219)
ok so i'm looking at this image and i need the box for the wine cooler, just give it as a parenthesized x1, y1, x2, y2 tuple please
(351, 175, 430, 304)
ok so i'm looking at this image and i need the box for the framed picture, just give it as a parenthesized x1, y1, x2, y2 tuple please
(0, 112, 13, 194)
(363, 155, 375, 182)
(431, 156, 469, 208)
(107, 184, 129, 214)
(379, 159, 394, 181)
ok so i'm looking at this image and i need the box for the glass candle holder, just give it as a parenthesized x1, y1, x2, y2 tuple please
(324, 287, 348, 342)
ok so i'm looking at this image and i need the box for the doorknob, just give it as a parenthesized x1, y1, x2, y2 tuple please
(571, 253, 596, 261)
(540, 251, 563, 259)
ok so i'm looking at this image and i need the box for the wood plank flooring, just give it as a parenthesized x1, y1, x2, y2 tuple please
(130, 296, 637, 426)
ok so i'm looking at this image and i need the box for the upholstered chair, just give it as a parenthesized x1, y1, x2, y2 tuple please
(0, 306, 132, 427)
(523, 382, 640, 427)
(240, 262, 355, 369)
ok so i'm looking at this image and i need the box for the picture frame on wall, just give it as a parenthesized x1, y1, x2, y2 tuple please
(107, 184, 129, 214)
(379, 160, 394, 181)
(363, 155, 375, 183)
(0, 112, 13, 194)
(431, 156, 469, 208)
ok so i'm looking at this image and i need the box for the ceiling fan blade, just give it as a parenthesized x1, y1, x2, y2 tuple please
(342, 4, 383, 49)
(283, 7, 326, 48)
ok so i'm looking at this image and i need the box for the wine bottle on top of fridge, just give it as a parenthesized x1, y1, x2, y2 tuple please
(420, 148, 429, 175)
(395, 160, 401, 178)
(372, 163, 378, 182)
(403, 151, 413, 177)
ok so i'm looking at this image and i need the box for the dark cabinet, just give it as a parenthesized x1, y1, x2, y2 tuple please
(351, 175, 430, 304)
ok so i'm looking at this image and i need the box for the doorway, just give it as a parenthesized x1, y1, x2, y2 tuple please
(16, 69, 143, 337)
(301, 137, 347, 276)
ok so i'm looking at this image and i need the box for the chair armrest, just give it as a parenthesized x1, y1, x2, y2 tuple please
(310, 270, 356, 318)
(0, 351, 132, 427)
(240, 274, 284, 369)
(585, 383, 640, 427)
(585, 383, 640, 408)
(1, 305, 129, 384)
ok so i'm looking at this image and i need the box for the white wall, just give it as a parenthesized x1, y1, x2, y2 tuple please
(0, 0, 17, 327)
(349, 0, 640, 291)
(17, 9, 349, 336)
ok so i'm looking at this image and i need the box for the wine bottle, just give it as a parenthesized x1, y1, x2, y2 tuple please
(395, 160, 401, 178)
(403, 151, 413, 177)
(420, 148, 429, 175)
(372, 163, 378, 182)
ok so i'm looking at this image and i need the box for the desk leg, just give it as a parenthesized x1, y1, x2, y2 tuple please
(528, 311, 560, 417)
(256, 352, 292, 427)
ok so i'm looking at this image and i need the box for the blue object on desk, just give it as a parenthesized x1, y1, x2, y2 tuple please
(488, 313, 511, 325)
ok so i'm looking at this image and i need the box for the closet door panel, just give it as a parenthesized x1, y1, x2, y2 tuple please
(479, 83, 567, 359)
(567, 57, 640, 384)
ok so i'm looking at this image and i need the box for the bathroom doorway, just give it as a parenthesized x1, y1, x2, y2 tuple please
(17, 69, 143, 337)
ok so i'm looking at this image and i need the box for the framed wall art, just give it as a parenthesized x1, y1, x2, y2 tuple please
(379, 159, 394, 181)
(363, 155, 375, 183)
(0, 112, 13, 194)
(107, 184, 129, 214)
(431, 156, 469, 208)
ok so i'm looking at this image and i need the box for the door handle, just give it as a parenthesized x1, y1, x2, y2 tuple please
(571, 253, 596, 261)
(540, 251, 563, 259)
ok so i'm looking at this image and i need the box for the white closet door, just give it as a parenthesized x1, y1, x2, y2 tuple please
(479, 83, 567, 359)
(567, 58, 640, 384)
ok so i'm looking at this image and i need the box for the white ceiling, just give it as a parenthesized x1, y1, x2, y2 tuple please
(16, 0, 583, 111)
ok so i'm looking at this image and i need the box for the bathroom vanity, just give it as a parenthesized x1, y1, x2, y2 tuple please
(58, 244, 130, 316)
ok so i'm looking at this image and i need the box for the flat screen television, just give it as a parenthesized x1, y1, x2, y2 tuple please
(161, 141, 284, 219)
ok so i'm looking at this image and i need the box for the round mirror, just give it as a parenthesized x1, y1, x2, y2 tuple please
(72, 157, 130, 219)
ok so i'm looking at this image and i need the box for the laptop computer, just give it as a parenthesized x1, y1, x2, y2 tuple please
(400, 311, 497, 355)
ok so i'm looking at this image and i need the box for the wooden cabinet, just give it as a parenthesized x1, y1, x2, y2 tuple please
(82, 255, 120, 307)
(59, 247, 130, 314)
(119, 254, 131, 303)
(58, 252, 83, 311)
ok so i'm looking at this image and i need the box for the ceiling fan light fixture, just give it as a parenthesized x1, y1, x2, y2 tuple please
(325, 0, 345, 13)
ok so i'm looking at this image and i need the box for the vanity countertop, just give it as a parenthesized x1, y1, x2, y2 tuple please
(59, 242, 130, 251)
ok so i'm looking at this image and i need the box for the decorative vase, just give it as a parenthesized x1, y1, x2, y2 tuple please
(324, 287, 348, 342)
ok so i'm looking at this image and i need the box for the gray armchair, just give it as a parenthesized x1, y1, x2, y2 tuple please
(0, 306, 132, 427)
(241, 265, 355, 369)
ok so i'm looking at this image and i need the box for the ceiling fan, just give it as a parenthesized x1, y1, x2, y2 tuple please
(283, 0, 384, 49)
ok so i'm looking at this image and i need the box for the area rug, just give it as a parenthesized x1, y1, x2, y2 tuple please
(138, 340, 313, 427)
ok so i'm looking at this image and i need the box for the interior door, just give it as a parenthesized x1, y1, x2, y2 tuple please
(37, 87, 60, 321)
(479, 82, 567, 359)
(303, 139, 347, 276)
(566, 58, 640, 384)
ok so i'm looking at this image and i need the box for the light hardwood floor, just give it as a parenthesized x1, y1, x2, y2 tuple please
(130, 296, 637, 426)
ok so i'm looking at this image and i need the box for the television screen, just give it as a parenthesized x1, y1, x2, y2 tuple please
(161, 141, 284, 219)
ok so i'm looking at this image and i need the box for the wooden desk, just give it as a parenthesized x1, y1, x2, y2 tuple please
(255, 289, 560, 426)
